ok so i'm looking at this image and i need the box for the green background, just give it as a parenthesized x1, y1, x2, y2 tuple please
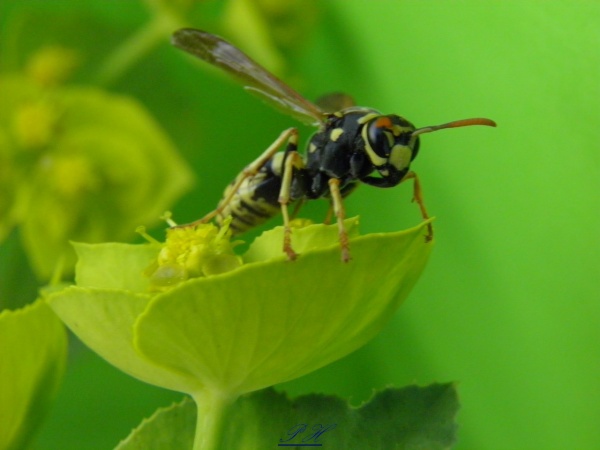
(1, 1, 598, 449)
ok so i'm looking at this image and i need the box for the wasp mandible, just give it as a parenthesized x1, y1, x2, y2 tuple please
(172, 29, 496, 262)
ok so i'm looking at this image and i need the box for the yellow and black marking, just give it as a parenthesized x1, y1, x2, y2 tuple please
(216, 169, 281, 235)
(171, 28, 496, 262)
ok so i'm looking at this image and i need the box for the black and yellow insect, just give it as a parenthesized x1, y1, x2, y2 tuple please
(172, 28, 496, 262)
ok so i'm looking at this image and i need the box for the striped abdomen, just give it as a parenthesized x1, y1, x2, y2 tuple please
(216, 159, 283, 235)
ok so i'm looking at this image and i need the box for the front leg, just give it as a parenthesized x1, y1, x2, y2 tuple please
(328, 178, 351, 263)
(400, 171, 433, 242)
(364, 170, 433, 242)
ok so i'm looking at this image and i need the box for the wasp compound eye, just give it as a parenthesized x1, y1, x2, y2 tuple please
(367, 117, 394, 158)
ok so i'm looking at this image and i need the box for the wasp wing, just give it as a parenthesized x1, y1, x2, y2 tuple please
(315, 92, 356, 113)
(172, 28, 326, 126)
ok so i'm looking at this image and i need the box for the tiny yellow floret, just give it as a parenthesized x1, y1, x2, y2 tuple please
(48, 155, 100, 198)
(149, 218, 242, 290)
(12, 102, 58, 150)
(26, 46, 79, 86)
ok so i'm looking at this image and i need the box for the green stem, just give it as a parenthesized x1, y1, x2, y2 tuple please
(192, 390, 237, 450)
(95, 11, 185, 86)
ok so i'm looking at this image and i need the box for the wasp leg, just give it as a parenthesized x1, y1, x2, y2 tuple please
(401, 171, 433, 242)
(323, 202, 334, 225)
(328, 178, 351, 263)
(278, 148, 304, 261)
(324, 181, 358, 224)
(175, 128, 298, 229)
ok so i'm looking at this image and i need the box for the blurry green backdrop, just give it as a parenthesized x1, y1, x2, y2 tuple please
(1, 0, 598, 449)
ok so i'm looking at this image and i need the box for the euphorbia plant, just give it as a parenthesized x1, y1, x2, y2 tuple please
(48, 217, 456, 449)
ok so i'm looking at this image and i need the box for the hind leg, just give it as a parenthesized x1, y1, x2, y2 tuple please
(175, 128, 299, 228)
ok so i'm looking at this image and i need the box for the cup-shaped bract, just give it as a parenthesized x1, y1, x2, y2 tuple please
(49, 219, 433, 398)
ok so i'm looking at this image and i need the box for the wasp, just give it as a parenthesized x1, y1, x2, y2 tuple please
(171, 29, 496, 262)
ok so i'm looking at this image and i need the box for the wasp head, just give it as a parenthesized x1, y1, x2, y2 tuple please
(361, 115, 496, 188)
(361, 115, 419, 187)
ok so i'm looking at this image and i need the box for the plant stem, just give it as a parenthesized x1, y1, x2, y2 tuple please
(192, 390, 237, 450)
(95, 11, 185, 86)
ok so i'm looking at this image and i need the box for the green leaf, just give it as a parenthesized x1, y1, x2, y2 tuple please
(0, 299, 67, 450)
(115, 398, 196, 450)
(243, 217, 361, 263)
(48, 287, 202, 394)
(72, 242, 160, 292)
(115, 384, 458, 450)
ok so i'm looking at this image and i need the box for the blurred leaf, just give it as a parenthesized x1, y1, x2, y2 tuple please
(0, 230, 38, 310)
(0, 299, 67, 450)
(0, 4, 143, 78)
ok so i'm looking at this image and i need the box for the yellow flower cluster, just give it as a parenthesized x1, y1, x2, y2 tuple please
(148, 219, 242, 290)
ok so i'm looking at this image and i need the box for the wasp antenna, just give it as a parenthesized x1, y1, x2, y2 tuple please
(412, 117, 496, 137)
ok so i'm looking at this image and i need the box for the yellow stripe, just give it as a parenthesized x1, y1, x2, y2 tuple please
(361, 123, 387, 166)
